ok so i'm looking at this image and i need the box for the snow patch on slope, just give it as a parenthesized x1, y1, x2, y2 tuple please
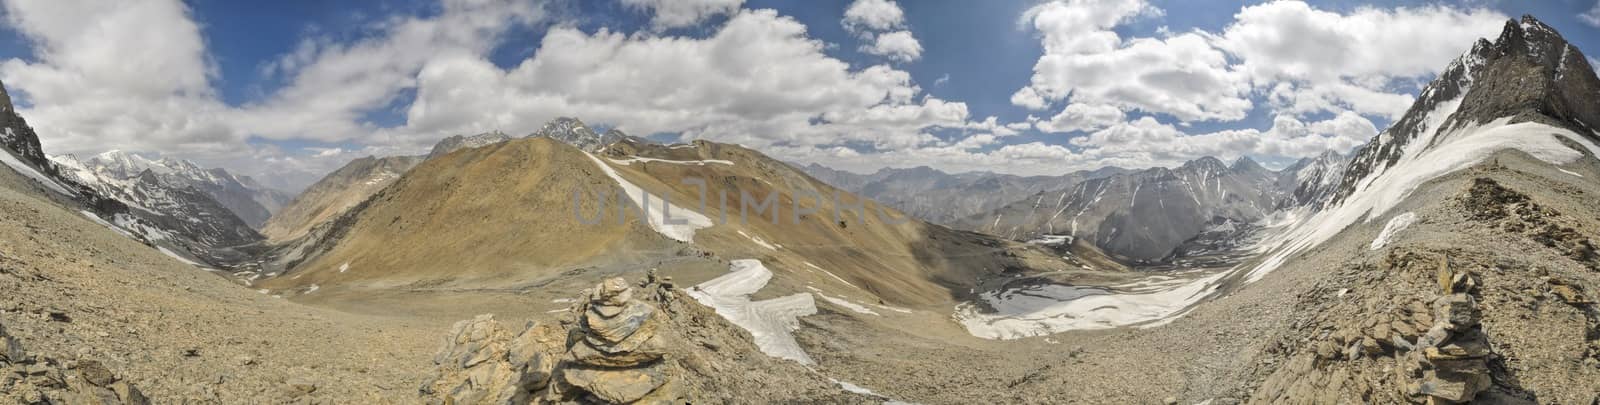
(1248, 118, 1600, 283)
(955, 271, 1227, 339)
(157, 247, 204, 268)
(738, 230, 779, 250)
(687, 259, 818, 364)
(1, 148, 74, 196)
(814, 291, 879, 316)
(1369, 212, 1417, 250)
(582, 151, 714, 242)
(607, 156, 733, 166)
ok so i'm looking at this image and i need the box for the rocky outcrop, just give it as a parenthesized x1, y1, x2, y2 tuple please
(424, 275, 687, 404)
(1247, 250, 1499, 404)
(422, 314, 564, 404)
(1, 320, 149, 405)
(1462, 177, 1597, 270)
(0, 80, 49, 169)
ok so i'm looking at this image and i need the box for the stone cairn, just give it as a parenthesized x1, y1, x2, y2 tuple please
(547, 276, 681, 403)
(424, 273, 684, 404)
(1, 319, 148, 405)
(1396, 258, 1492, 404)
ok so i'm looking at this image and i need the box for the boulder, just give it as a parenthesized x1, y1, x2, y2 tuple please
(422, 314, 564, 405)
(0, 321, 21, 365)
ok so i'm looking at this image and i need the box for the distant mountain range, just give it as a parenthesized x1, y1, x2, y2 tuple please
(949, 155, 1339, 263)
(797, 164, 1130, 225)
(53, 151, 291, 228)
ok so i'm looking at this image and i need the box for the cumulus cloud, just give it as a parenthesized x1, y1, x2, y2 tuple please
(1010, 87, 1047, 110)
(1582, 2, 1600, 28)
(997, 0, 1506, 171)
(1014, 0, 1504, 123)
(0, 0, 1526, 182)
(861, 30, 923, 62)
(1065, 112, 1376, 169)
(841, 0, 922, 63)
(398, 9, 968, 153)
(1016, 0, 1248, 121)
(237, 0, 544, 142)
(0, 0, 232, 155)
(842, 0, 905, 34)
(1037, 103, 1123, 133)
(1212, 1, 1506, 119)
(0, 0, 545, 183)
(621, 0, 744, 29)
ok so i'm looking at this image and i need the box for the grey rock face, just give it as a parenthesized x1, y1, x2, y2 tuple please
(797, 163, 1126, 225)
(528, 117, 620, 152)
(428, 131, 512, 159)
(1334, 15, 1600, 206)
(53, 150, 287, 229)
(960, 156, 1290, 263)
(0, 81, 48, 169)
(1276, 151, 1349, 209)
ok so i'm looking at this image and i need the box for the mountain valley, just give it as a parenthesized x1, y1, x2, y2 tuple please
(0, 9, 1598, 405)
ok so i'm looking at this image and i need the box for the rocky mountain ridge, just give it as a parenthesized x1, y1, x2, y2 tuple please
(955, 153, 1340, 263)
(52, 150, 290, 229)
(797, 163, 1129, 225)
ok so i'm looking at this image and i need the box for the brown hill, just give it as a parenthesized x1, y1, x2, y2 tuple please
(262, 138, 676, 290)
(259, 155, 423, 242)
(265, 136, 1085, 307)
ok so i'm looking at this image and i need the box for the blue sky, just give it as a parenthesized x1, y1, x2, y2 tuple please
(0, 0, 1597, 191)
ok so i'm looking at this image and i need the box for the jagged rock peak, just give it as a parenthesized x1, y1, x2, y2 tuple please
(1229, 156, 1268, 174)
(0, 79, 13, 114)
(1458, 15, 1600, 132)
(1333, 15, 1600, 205)
(529, 117, 621, 152)
(1180, 156, 1229, 174)
(428, 131, 512, 159)
(0, 79, 48, 168)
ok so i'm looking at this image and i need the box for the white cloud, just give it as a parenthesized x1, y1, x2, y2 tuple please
(1061, 111, 1376, 169)
(1015, 0, 1503, 123)
(860, 30, 923, 62)
(1037, 103, 1123, 133)
(842, 0, 922, 64)
(1020, 1, 1249, 122)
(1004, 0, 1505, 171)
(1009, 87, 1048, 110)
(0, 0, 1525, 183)
(0, 0, 545, 187)
(237, 0, 543, 142)
(1212, 1, 1506, 119)
(0, 0, 232, 155)
(842, 0, 906, 34)
(1582, 2, 1600, 28)
(399, 9, 969, 154)
(621, 0, 744, 29)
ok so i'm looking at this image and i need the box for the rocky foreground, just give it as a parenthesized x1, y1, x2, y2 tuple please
(423, 272, 870, 404)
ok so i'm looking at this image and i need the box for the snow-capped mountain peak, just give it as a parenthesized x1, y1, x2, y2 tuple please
(529, 117, 621, 152)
